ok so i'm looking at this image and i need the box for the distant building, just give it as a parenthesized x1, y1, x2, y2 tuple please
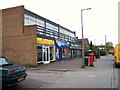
(97, 45, 105, 50)
(78, 38, 90, 49)
(78, 38, 89, 57)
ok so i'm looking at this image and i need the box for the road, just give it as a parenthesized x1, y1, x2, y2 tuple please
(6, 55, 118, 89)
(45, 55, 117, 88)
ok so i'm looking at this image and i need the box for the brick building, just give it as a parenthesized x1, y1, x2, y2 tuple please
(2, 6, 37, 65)
(1, 6, 81, 66)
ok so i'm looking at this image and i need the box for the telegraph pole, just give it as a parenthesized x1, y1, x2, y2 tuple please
(81, 8, 91, 68)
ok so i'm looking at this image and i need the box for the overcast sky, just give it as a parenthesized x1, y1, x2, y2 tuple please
(1, 0, 119, 46)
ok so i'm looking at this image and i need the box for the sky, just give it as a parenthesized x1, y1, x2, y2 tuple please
(0, 0, 119, 46)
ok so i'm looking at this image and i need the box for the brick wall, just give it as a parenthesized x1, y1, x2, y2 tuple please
(2, 6, 37, 66)
(2, 6, 24, 37)
(22, 25, 37, 65)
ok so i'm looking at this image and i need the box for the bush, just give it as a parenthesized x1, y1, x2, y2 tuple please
(99, 50, 106, 56)
(84, 50, 92, 56)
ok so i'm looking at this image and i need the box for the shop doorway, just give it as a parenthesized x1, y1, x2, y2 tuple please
(42, 46, 50, 64)
(50, 46, 55, 61)
(37, 45, 42, 63)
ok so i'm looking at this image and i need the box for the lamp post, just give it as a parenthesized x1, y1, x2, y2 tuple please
(94, 39, 96, 46)
(105, 35, 107, 55)
(81, 8, 91, 68)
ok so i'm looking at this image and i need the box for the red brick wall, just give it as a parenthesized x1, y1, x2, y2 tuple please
(2, 6, 37, 66)
(22, 25, 37, 65)
(2, 6, 24, 36)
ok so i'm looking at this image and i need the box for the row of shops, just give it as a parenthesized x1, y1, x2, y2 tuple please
(37, 37, 81, 64)
(1, 5, 82, 66)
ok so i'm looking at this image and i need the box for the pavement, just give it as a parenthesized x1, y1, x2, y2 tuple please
(9, 55, 118, 89)
(28, 58, 82, 71)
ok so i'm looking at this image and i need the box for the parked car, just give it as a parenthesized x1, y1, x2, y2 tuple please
(0, 57, 27, 88)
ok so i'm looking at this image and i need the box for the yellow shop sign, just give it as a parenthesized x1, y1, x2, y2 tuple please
(37, 38, 54, 45)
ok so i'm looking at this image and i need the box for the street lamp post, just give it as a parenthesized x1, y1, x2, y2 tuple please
(81, 8, 91, 68)
(94, 39, 96, 46)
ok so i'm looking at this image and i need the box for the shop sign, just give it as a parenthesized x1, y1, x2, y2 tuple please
(56, 40, 68, 48)
(70, 44, 80, 49)
(37, 38, 54, 45)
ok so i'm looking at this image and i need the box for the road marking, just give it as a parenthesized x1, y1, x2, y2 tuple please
(88, 75, 96, 78)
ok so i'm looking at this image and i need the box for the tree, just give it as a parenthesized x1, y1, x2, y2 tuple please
(105, 42, 114, 51)
(89, 41, 93, 50)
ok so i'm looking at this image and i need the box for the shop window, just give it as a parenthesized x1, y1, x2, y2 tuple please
(37, 46, 42, 62)
(50, 47, 54, 60)
(62, 48, 68, 58)
(56, 48, 59, 58)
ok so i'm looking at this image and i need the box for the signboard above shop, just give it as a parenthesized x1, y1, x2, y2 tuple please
(56, 40, 68, 48)
(37, 38, 54, 45)
(70, 44, 81, 49)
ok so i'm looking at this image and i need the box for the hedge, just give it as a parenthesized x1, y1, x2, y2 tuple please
(99, 50, 106, 56)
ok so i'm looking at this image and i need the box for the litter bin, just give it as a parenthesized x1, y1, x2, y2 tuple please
(85, 57, 89, 66)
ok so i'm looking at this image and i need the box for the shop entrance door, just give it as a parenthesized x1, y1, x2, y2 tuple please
(42, 46, 50, 64)
(37, 45, 42, 63)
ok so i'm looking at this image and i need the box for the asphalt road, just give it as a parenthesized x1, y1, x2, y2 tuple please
(6, 55, 118, 89)
(45, 55, 117, 88)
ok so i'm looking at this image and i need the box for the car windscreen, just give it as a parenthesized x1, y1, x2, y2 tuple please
(0, 57, 12, 66)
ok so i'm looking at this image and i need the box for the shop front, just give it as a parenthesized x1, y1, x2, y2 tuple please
(37, 37, 55, 64)
(56, 40, 68, 62)
(69, 44, 81, 59)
